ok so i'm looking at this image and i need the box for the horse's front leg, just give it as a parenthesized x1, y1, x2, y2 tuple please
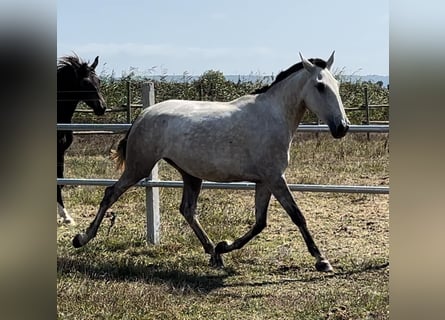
(268, 176, 333, 272)
(214, 183, 271, 259)
(57, 148, 75, 225)
(57, 197, 75, 225)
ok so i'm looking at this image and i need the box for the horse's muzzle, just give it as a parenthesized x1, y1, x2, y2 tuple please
(330, 120, 349, 139)
(94, 101, 107, 116)
(94, 107, 107, 116)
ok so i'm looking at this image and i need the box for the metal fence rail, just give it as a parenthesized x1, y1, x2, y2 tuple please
(57, 123, 389, 133)
(57, 178, 389, 194)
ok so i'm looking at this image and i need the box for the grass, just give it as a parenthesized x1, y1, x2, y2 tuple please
(58, 133, 389, 319)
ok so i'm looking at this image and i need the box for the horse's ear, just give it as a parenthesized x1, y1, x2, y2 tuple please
(326, 51, 335, 70)
(299, 52, 315, 73)
(91, 56, 99, 70)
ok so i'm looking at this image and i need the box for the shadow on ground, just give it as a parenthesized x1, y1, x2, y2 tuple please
(57, 255, 230, 294)
(58, 252, 388, 295)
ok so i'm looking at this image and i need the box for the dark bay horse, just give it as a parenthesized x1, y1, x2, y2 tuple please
(73, 52, 349, 272)
(57, 55, 106, 224)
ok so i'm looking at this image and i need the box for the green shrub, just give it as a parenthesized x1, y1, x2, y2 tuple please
(72, 70, 389, 125)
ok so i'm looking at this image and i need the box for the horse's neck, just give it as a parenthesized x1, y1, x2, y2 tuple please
(57, 100, 78, 123)
(264, 72, 308, 136)
(57, 69, 80, 123)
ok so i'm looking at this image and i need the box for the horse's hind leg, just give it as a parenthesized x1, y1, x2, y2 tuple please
(179, 173, 222, 267)
(72, 165, 152, 248)
(214, 182, 271, 257)
(268, 176, 333, 272)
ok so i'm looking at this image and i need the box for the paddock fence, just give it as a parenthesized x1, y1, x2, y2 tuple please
(73, 81, 389, 133)
(58, 82, 389, 245)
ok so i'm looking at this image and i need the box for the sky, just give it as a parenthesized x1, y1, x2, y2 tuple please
(57, 0, 388, 77)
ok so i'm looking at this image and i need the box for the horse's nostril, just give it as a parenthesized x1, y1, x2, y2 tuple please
(339, 121, 349, 133)
(332, 122, 349, 139)
(337, 124, 345, 132)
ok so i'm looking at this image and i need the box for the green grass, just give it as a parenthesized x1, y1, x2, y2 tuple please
(58, 133, 389, 319)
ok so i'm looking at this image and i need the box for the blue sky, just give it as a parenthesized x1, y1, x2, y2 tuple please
(57, 0, 388, 77)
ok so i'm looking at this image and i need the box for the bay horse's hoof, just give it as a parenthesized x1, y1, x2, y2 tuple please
(72, 233, 89, 248)
(315, 259, 334, 272)
(209, 254, 225, 268)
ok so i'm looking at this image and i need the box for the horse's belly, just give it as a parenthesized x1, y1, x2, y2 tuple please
(165, 151, 261, 183)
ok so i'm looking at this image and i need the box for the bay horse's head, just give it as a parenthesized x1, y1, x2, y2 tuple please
(299, 51, 350, 138)
(57, 55, 107, 115)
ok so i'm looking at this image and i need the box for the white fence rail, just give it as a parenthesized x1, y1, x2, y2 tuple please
(57, 178, 389, 194)
(57, 123, 389, 133)
(58, 82, 389, 244)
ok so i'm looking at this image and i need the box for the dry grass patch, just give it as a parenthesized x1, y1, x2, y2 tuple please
(58, 134, 389, 319)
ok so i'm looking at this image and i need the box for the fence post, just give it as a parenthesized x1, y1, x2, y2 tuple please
(141, 82, 159, 244)
(126, 81, 132, 123)
(364, 87, 370, 140)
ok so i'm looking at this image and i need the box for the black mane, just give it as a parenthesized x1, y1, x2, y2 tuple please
(57, 54, 94, 78)
(58, 54, 80, 69)
(252, 58, 327, 94)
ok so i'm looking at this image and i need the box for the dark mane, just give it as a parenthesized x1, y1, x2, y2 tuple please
(252, 58, 327, 94)
(57, 54, 94, 77)
(58, 54, 82, 69)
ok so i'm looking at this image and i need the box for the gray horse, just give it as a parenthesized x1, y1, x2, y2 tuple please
(73, 52, 349, 272)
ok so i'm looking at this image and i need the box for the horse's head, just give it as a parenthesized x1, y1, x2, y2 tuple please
(77, 56, 107, 115)
(299, 51, 349, 139)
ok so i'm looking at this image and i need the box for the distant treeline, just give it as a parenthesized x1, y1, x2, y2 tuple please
(73, 70, 389, 125)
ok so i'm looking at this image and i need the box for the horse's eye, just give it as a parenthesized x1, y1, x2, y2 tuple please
(81, 79, 93, 89)
(316, 82, 325, 92)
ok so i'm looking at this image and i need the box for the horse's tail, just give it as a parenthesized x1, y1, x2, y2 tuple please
(110, 127, 131, 171)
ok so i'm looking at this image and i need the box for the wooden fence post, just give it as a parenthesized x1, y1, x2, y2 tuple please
(364, 87, 370, 141)
(126, 81, 132, 123)
(141, 82, 159, 244)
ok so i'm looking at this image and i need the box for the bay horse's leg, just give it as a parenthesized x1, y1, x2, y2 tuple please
(214, 182, 271, 256)
(72, 166, 150, 248)
(57, 138, 75, 225)
(179, 173, 222, 267)
(57, 195, 75, 225)
(268, 176, 333, 272)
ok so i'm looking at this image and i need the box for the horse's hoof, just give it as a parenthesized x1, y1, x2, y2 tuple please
(72, 233, 88, 248)
(215, 240, 231, 254)
(209, 254, 225, 269)
(63, 218, 76, 225)
(315, 259, 334, 272)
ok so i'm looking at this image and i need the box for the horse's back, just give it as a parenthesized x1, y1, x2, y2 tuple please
(144, 98, 244, 118)
(136, 98, 256, 135)
(131, 98, 253, 154)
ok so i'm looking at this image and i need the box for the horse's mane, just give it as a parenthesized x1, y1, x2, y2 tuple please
(252, 58, 327, 94)
(57, 54, 93, 75)
(58, 54, 81, 69)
